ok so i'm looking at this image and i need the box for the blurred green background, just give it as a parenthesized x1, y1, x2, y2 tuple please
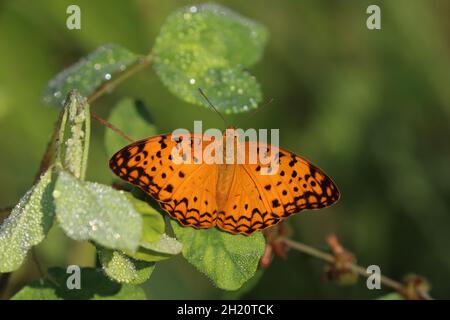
(0, 0, 449, 299)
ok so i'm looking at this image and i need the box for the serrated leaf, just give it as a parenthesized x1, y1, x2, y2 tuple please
(105, 98, 157, 157)
(11, 267, 146, 300)
(43, 44, 139, 107)
(53, 170, 142, 252)
(98, 248, 155, 284)
(0, 168, 55, 272)
(171, 221, 265, 290)
(153, 3, 267, 114)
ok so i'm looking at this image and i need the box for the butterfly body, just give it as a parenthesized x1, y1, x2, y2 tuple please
(216, 163, 234, 210)
(109, 130, 340, 235)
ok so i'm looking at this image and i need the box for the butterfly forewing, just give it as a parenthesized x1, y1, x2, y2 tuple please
(109, 134, 219, 229)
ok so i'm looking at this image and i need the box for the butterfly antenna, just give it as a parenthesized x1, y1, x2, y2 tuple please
(198, 88, 229, 127)
(249, 98, 275, 117)
(233, 97, 275, 129)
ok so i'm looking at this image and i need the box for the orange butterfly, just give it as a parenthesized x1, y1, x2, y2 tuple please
(109, 129, 340, 235)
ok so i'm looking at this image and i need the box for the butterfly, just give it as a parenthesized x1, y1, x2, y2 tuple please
(109, 128, 340, 235)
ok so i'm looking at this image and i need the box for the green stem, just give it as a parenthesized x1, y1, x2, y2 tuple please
(0, 273, 12, 299)
(34, 106, 68, 183)
(55, 104, 69, 166)
(80, 102, 91, 181)
(0, 206, 14, 214)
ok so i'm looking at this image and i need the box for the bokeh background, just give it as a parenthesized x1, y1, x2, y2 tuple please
(0, 0, 449, 299)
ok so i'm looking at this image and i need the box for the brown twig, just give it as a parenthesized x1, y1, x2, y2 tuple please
(86, 55, 154, 143)
(90, 111, 134, 143)
(34, 115, 62, 183)
(87, 54, 153, 104)
(279, 237, 432, 300)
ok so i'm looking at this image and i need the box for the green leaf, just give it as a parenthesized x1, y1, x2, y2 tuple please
(125, 194, 165, 244)
(43, 43, 139, 107)
(153, 3, 267, 114)
(171, 221, 265, 290)
(105, 98, 157, 157)
(222, 269, 265, 299)
(123, 195, 182, 262)
(57, 91, 90, 180)
(0, 168, 55, 272)
(128, 234, 183, 262)
(377, 292, 405, 300)
(100, 284, 146, 300)
(141, 233, 183, 255)
(12, 267, 146, 300)
(98, 247, 155, 284)
(53, 170, 142, 252)
(12, 283, 58, 300)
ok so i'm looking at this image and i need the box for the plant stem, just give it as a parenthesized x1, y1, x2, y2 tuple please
(90, 111, 134, 143)
(0, 273, 12, 299)
(86, 55, 153, 143)
(87, 54, 153, 104)
(0, 206, 13, 214)
(34, 108, 67, 183)
(31, 248, 45, 279)
(281, 238, 335, 263)
(80, 102, 91, 180)
(279, 237, 432, 300)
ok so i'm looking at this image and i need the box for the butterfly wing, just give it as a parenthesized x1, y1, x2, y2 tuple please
(110, 135, 340, 235)
(217, 164, 278, 235)
(109, 134, 219, 229)
(217, 142, 340, 235)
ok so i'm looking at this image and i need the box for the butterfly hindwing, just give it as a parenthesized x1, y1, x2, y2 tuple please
(160, 163, 219, 229)
(217, 165, 279, 235)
